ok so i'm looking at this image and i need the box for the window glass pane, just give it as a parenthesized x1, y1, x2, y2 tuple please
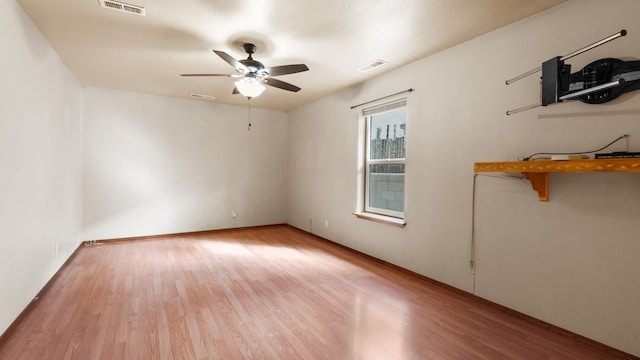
(363, 101, 406, 219)
(369, 109, 406, 160)
(368, 163, 405, 213)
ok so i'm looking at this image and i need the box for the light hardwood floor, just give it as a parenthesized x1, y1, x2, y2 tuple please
(0, 225, 633, 359)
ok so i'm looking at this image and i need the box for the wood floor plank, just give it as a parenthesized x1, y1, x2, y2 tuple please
(0, 224, 635, 359)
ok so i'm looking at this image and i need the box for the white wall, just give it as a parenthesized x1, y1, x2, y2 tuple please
(0, 1, 84, 335)
(287, 0, 640, 355)
(4, 0, 639, 355)
(83, 88, 288, 240)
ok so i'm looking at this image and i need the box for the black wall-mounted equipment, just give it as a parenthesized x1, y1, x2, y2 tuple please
(506, 30, 640, 115)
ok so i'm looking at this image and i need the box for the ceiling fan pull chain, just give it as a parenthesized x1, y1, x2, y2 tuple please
(247, 97, 252, 131)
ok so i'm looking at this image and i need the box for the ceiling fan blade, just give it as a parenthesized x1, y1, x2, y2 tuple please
(264, 78, 302, 92)
(213, 50, 248, 72)
(266, 64, 309, 76)
(180, 73, 235, 77)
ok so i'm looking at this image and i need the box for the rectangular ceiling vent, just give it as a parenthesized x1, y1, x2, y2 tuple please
(358, 59, 388, 72)
(99, 0, 146, 16)
(190, 93, 215, 100)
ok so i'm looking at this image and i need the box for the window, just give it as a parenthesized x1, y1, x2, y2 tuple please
(363, 100, 407, 219)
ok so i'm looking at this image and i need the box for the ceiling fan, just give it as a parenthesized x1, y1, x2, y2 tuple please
(181, 43, 309, 98)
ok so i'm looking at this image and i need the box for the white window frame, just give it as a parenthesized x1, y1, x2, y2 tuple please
(363, 99, 407, 219)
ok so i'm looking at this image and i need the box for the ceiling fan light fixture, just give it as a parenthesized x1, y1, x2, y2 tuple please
(183, 43, 308, 97)
(235, 78, 266, 98)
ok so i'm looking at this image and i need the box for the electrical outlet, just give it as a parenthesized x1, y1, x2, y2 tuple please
(324, 220, 329, 228)
(55, 242, 59, 255)
(232, 211, 237, 219)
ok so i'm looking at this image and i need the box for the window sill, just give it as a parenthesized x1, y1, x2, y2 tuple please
(353, 212, 406, 228)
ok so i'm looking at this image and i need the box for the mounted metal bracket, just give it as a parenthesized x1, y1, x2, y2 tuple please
(506, 29, 631, 115)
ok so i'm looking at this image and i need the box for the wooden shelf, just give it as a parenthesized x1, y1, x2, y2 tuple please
(474, 158, 640, 201)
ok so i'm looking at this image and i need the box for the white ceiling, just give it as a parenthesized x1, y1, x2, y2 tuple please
(17, 0, 566, 111)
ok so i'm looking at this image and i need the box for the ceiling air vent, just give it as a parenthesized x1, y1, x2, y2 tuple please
(357, 59, 388, 72)
(99, 0, 146, 16)
(190, 94, 215, 100)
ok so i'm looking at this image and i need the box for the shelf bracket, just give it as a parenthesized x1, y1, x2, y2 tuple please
(523, 172, 549, 201)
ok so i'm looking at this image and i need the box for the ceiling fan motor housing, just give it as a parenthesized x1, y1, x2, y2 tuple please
(239, 43, 268, 76)
(240, 58, 266, 72)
